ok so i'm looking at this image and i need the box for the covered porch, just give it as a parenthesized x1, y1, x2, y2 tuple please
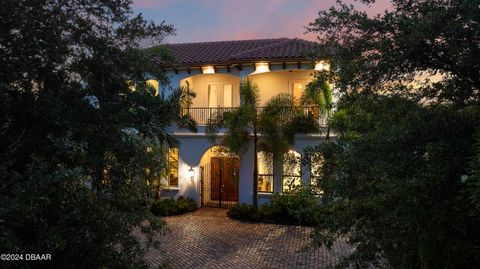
(178, 69, 327, 126)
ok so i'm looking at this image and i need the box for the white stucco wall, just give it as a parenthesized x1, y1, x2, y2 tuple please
(166, 133, 328, 206)
(248, 70, 314, 106)
(163, 65, 316, 108)
(159, 64, 328, 206)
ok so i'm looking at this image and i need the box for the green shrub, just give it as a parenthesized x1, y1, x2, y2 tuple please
(227, 187, 319, 226)
(267, 187, 319, 226)
(227, 203, 257, 221)
(151, 197, 197, 216)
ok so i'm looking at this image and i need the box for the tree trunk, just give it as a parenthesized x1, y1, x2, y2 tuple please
(326, 125, 330, 142)
(252, 109, 258, 207)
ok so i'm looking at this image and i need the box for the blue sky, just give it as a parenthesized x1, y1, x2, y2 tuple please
(132, 0, 391, 44)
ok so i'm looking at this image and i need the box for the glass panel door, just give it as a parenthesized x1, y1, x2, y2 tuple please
(291, 80, 305, 104)
(223, 84, 232, 107)
(208, 84, 218, 108)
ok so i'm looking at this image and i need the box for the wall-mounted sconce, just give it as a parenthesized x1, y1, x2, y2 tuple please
(188, 167, 195, 181)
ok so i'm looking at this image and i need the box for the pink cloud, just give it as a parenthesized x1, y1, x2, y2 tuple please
(134, 0, 394, 43)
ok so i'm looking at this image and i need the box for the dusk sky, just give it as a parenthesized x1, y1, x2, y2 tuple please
(132, 0, 392, 44)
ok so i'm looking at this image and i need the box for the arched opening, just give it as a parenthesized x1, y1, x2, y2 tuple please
(247, 69, 313, 106)
(180, 74, 240, 125)
(199, 146, 239, 207)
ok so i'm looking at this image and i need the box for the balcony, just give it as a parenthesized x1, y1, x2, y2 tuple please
(181, 106, 327, 127)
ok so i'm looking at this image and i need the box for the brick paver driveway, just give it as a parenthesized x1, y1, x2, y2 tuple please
(144, 208, 351, 269)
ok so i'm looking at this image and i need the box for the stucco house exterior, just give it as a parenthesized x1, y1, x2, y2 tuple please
(153, 38, 331, 207)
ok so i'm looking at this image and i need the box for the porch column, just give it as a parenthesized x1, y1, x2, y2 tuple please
(273, 156, 283, 193)
(239, 141, 255, 204)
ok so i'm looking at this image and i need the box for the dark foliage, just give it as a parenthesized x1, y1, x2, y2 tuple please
(308, 94, 480, 268)
(306, 1, 480, 268)
(228, 187, 319, 226)
(151, 197, 198, 216)
(0, 1, 194, 268)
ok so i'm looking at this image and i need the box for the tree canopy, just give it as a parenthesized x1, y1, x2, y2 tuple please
(0, 1, 192, 268)
(307, 0, 480, 106)
(307, 0, 480, 268)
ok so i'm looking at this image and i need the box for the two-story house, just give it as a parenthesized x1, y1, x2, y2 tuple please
(152, 38, 330, 207)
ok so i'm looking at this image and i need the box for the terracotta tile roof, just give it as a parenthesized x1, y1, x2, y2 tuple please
(161, 38, 318, 66)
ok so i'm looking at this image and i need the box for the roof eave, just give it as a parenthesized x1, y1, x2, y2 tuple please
(160, 57, 321, 68)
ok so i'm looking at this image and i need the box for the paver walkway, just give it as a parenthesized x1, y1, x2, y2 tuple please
(144, 208, 351, 269)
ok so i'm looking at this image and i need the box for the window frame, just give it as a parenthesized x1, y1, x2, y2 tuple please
(160, 147, 179, 188)
(257, 151, 274, 193)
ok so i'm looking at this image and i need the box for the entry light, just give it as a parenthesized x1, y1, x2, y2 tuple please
(202, 66, 215, 74)
(188, 167, 195, 179)
(314, 61, 330, 71)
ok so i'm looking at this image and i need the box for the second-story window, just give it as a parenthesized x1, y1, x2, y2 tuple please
(208, 84, 218, 108)
(223, 84, 232, 107)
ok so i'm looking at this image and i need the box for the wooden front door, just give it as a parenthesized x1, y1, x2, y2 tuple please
(210, 157, 239, 206)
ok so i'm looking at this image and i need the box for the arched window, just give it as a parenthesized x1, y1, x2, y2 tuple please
(257, 151, 273, 192)
(146, 79, 159, 96)
(282, 150, 302, 192)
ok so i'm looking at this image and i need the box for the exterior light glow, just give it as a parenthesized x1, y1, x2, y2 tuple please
(202, 66, 215, 74)
(188, 167, 195, 179)
(126, 80, 136, 91)
(254, 62, 270, 73)
(314, 61, 330, 71)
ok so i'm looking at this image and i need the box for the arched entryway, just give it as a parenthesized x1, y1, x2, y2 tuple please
(199, 146, 239, 207)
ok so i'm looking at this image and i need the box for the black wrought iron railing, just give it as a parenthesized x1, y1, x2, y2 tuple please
(181, 106, 327, 126)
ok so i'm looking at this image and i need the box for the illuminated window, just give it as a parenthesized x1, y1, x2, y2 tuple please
(257, 151, 273, 192)
(146, 79, 159, 96)
(160, 148, 178, 187)
(126, 80, 136, 91)
(282, 150, 302, 192)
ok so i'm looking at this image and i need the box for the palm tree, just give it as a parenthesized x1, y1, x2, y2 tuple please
(258, 93, 320, 191)
(207, 78, 261, 206)
(304, 73, 333, 140)
(258, 93, 320, 156)
(208, 79, 320, 206)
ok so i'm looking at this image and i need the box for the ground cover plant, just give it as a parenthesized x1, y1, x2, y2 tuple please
(151, 197, 197, 216)
(228, 187, 319, 226)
